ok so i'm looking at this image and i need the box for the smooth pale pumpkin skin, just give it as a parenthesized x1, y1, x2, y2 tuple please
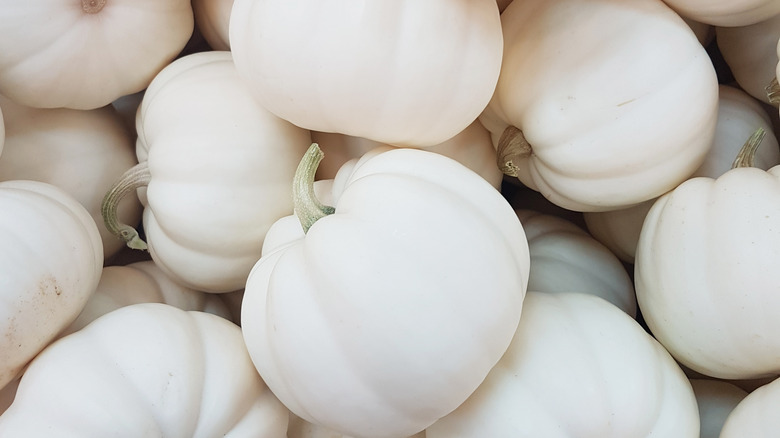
(58, 261, 232, 339)
(720, 376, 780, 437)
(0, 303, 288, 437)
(0, 95, 142, 261)
(313, 120, 503, 190)
(426, 292, 700, 437)
(136, 50, 311, 293)
(0, 0, 194, 110)
(717, 13, 780, 105)
(229, 0, 503, 147)
(0, 180, 103, 390)
(515, 209, 637, 316)
(242, 148, 530, 438)
(635, 165, 780, 379)
(689, 379, 748, 438)
(480, 0, 718, 212)
(192, 0, 232, 50)
(584, 84, 780, 263)
(661, 0, 780, 26)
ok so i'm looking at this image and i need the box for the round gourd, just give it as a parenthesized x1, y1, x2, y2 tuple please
(102, 50, 311, 293)
(229, 0, 503, 147)
(0, 180, 103, 390)
(0, 0, 194, 109)
(426, 292, 700, 437)
(242, 145, 530, 438)
(720, 377, 780, 437)
(0, 303, 288, 437)
(0, 94, 142, 261)
(690, 379, 749, 438)
(480, 0, 718, 212)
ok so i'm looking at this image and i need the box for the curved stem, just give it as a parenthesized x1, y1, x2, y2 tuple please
(731, 127, 767, 169)
(496, 125, 532, 177)
(767, 77, 779, 107)
(101, 162, 150, 250)
(293, 143, 334, 233)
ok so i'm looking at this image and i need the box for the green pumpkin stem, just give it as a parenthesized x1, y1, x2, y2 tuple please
(496, 125, 532, 178)
(293, 143, 334, 234)
(767, 77, 780, 107)
(731, 127, 767, 169)
(101, 162, 150, 250)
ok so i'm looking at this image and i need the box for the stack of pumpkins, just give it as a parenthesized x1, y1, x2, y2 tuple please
(0, 0, 779, 436)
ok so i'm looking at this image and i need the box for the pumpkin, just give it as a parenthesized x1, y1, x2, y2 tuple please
(229, 0, 503, 147)
(0, 0, 194, 110)
(192, 0, 233, 50)
(102, 50, 311, 293)
(241, 144, 530, 438)
(720, 376, 780, 437)
(690, 379, 749, 438)
(480, 0, 719, 212)
(0, 94, 142, 261)
(584, 84, 780, 263)
(425, 292, 700, 437)
(717, 13, 780, 105)
(635, 128, 780, 379)
(660, 0, 780, 26)
(0, 303, 288, 437)
(0, 180, 103, 391)
(312, 120, 503, 189)
(515, 209, 637, 316)
(58, 261, 233, 339)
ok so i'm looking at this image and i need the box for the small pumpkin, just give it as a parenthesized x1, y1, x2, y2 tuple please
(720, 376, 780, 437)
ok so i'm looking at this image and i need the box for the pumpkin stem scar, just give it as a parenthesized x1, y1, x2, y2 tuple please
(496, 125, 532, 177)
(293, 143, 335, 234)
(767, 77, 780, 107)
(731, 127, 766, 169)
(82, 0, 106, 14)
(101, 162, 151, 250)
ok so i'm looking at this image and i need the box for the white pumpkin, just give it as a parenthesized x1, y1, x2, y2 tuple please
(0, 303, 288, 437)
(690, 379, 749, 438)
(720, 376, 780, 437)
(480, 0, 719, 212)
(584, 84, 780, 263)
(102, 50, 311, 293)
(229, 0, 503, 147)
(0, 180, 103, 390)
(426, 292, 700, 437)
(242, 145, 529, 438)
(0, 94, 142, 261)
(661, 0, 780, 26)
(0, 0, 194, 109)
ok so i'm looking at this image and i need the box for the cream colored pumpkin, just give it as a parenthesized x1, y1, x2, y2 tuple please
(229, 0, 503, 147)
(0, 0, 194, 109)
(515, 209, 636, 316)
(0, 303, 288, 437)
(661, 0, 780, 26)
(584, 84, 780, 263)
(635, 158, 780, 379)
(690, 379, 749, 438)
(0, 180, 103, 390)
(481, 0, 718, 212)
(313, 120, 503, 189)
(426, 292, 699, 437)
(720, 376, 780, 437)
(717, 13, 780, 105)
(0, 94, 142, 261)
(103, 50, 311, 293)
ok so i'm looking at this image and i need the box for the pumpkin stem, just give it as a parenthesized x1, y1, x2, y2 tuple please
(82, 0, 106, 14)
(767, 77, 780, 107)
(496, 126, 532, 177)
(731, 127, 767, 169)
(101, 162, 150, 250)
(293, 143, 334, 233)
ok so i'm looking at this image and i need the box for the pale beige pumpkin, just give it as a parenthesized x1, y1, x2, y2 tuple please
(661, 0, 780, 26)
(0, 0, 194, 109)
(720, 377, 780, 437)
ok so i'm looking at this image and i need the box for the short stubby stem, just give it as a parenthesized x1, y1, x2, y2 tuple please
(293, 143, 335, 233)
(101, 162, 151, 250)
(496, 125, 533, 177)
(767, 77, 780, 107)
(732, 127, 767, 169)
(82, 0, 107, 14)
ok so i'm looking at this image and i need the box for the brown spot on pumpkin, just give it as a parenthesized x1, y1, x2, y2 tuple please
(39, 275, 63, 297)
(82, 0, 106, 14)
